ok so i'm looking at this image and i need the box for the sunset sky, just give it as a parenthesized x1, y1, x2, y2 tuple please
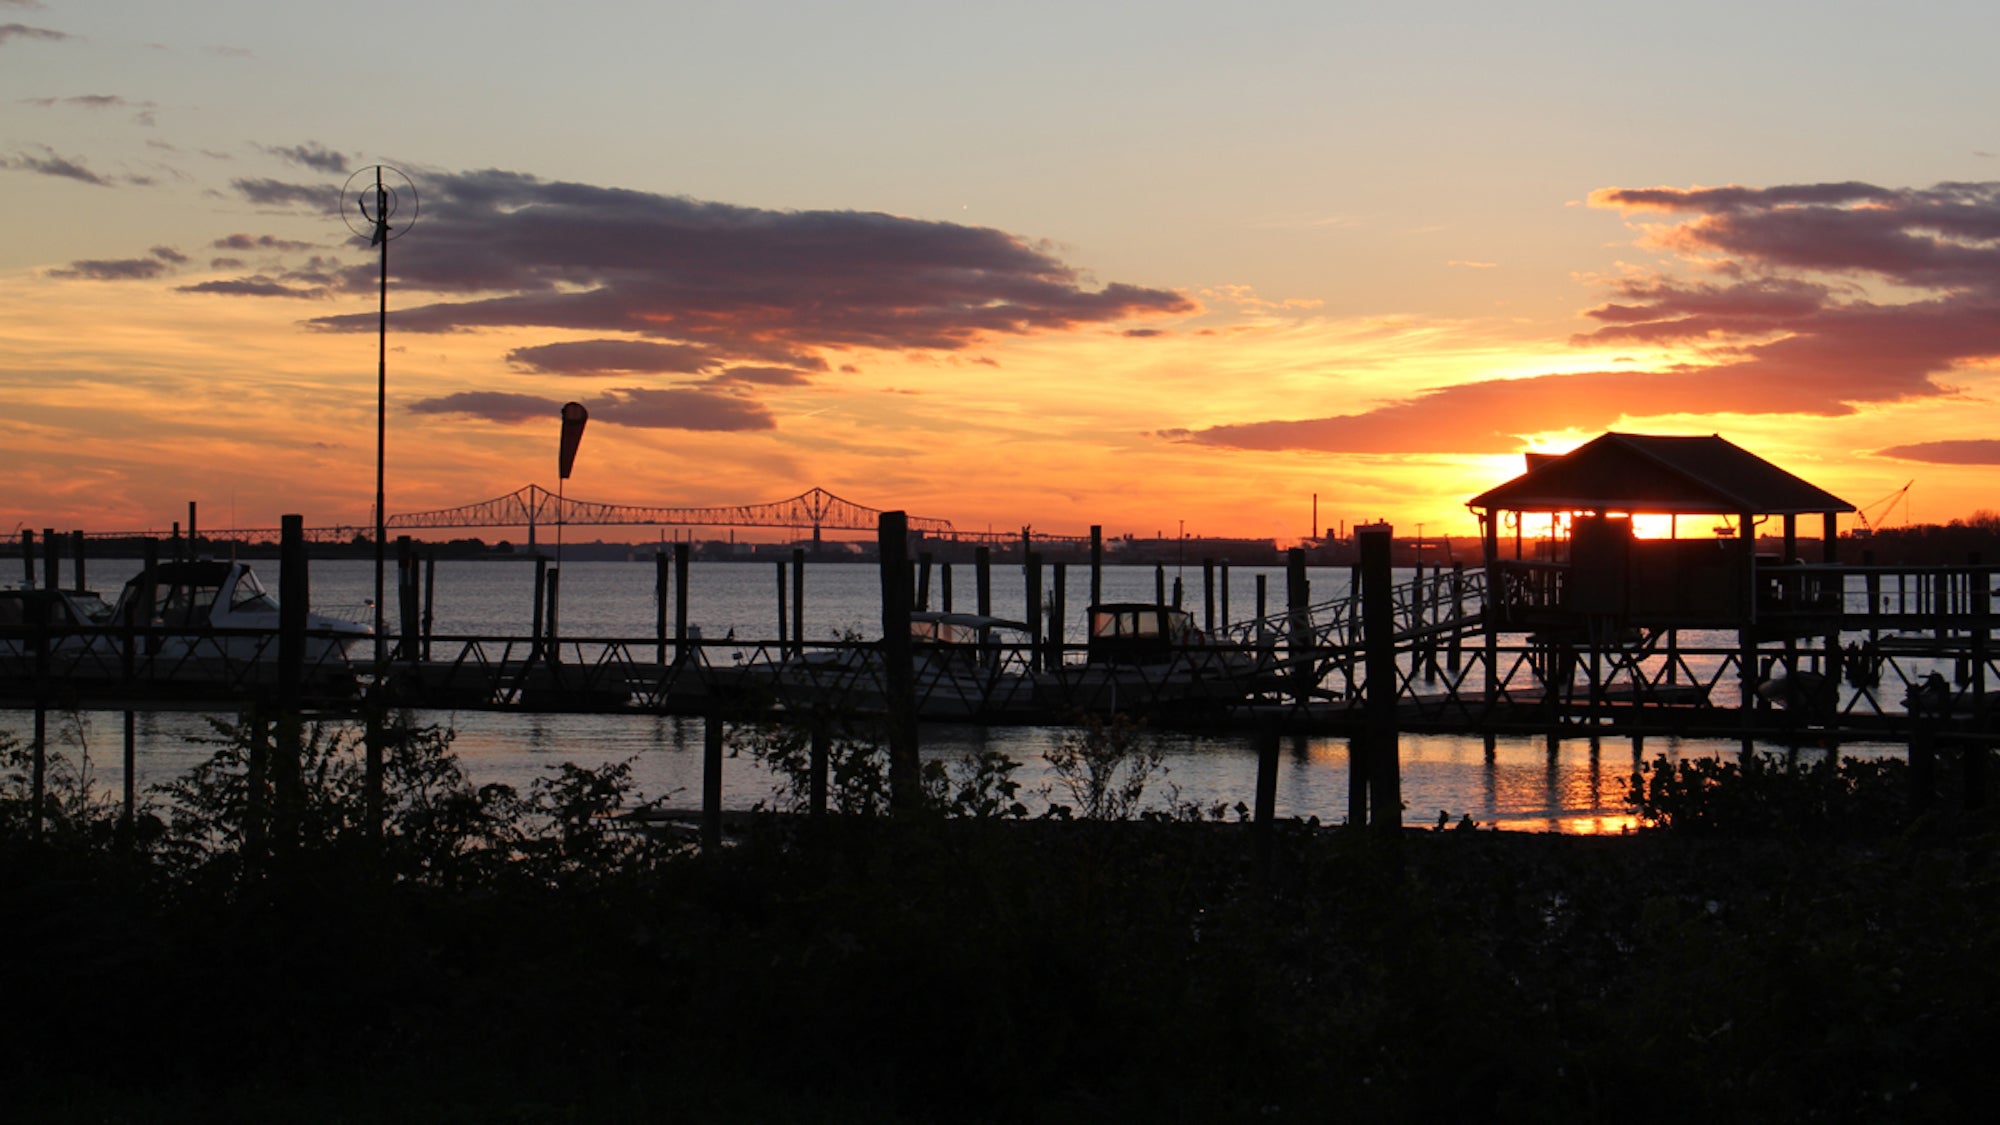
(6, 1, 2000, 544)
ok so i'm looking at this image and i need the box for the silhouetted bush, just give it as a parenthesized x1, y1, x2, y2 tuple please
(5, 719, 2000, 1121)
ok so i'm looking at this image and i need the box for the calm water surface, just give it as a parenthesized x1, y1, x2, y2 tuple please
(4, 556, 1904, 832)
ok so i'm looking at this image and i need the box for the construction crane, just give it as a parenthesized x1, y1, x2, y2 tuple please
(1853, 481, 1913, 538)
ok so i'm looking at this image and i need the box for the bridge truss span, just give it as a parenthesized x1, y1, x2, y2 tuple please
(385, 484, 954, 539)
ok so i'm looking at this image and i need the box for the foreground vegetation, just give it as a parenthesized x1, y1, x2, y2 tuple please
(3, 716, 1998, 1123)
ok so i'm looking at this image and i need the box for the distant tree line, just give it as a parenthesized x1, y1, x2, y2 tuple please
(1847, 512, 2000, 565)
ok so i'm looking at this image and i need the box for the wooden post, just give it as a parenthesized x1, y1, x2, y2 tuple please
(544, 567, 562, 668)
(1864, 550, 1881, 643)
(975, 546, 993, 618)
(674, 542, 691, 663)
(17, 528, 32, 588)
(916, 550, 933, 612)
(1203, 559, 1216, 635)
(1253, 718, 1280, 873)
(1051, 562, 1068, 671)
(703, 712, 724, 851)
(139, 539, 159, 657)
(1220, 561, 1231, 632)
(530, 555, 549, 663)
(1286, 548, 1311, 707)
(1254, 718, 1280, 825)
(1447, 561, 1464, 673)
(655, 551, 669, 665)
(70, 529, 85, 593)
(941, 561, 953, 613)
(1154, 564, 1166, 605)
(278, 516, 307, 709)
(775, 560, 789, 651)
(1358, 526, 1400, 831)
(1090, 525, 1103, 607)
(1026, 554, 1044, 673)
(422, 553, 437, 663)
(879, 512, 920, 809)
(397, 536, 420, 670)
(792, 547, 807, 659)
(42, 527, 59, 594)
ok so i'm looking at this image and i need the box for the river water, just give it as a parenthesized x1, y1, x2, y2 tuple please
(3, 556, 1906, 832)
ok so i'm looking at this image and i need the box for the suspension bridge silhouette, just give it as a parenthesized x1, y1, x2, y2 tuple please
(88, 486, 986, 544)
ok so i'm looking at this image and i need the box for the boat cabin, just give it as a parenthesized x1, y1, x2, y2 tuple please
(1466, 433, 1854, 633)
(114, 559, 281, 628)
(1086, 603, 1202, 666)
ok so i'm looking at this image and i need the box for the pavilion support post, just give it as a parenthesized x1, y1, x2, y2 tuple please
(1738, 512, 1759, 754)
(1480, 512, 1501, 718)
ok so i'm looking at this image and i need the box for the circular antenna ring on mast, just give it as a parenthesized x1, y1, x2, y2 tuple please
(340, 165, 419, 243)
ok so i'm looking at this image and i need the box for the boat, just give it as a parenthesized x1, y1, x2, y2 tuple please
(0, 586, 119, 686)
(121, 559, 371, 685)
(0, 559, 371, 697)
(747, 611, 1037, 720)
(1032, 602, 1266, 715)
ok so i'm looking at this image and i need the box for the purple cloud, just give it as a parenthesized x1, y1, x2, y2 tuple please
(258, 142, 350, 175)
(293, 169, 1194, 368)
(408, 392, 556, 424)
(0, 23, 68, 46)
(593, 387, 776, 431)
(213, 232, 318, 252)
(49, 245, 185, 281)
(232, 177, 329, 208)
(1, 146, 109, 185)
(408, 386, 775, 432)
(178, 276, 324, 298)
(506, 339, 722, 377)
(1875, 439, 2000, 466)
(1185, 180, 2000, 454)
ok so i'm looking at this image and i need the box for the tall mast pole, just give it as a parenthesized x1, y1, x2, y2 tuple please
(373, 167, 389, 668)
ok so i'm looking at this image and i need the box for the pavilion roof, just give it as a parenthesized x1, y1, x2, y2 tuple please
(1466, 432, 1855, 516)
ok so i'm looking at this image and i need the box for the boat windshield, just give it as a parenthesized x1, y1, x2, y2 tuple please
(68, 592, 114, 624)
(156, 583, 222, 626)
(229, 570, 280, 614)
